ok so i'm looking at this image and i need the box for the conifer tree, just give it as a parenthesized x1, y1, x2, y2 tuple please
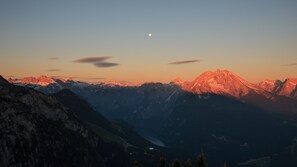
(171, 159, 182, 167)
(184, 159, 193, 167)
(159, 157, 166, 167)
(197, 150, 207, 167)
(133, 160, 141, 167)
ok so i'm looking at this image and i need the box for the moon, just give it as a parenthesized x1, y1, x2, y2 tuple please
(148, 33, 152, 37)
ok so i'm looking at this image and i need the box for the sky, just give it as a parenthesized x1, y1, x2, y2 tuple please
(0, 0, 297, 83)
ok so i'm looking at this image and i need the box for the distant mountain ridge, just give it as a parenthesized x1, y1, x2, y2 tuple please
(8, 75, 61, 86)
(8, 76, 138, 88)
(257, 78, 297, 98)
(8, 69, 297, 99)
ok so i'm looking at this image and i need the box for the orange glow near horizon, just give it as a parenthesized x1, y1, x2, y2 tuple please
(0, 1, 297, 83)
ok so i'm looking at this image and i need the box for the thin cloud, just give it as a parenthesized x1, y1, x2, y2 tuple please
(94, 62, 119, 68)
(87, 77, 105, 80)
(73, 56, 112, 63)
(47, 69, 61, 72)
(73, 56, 119, 68)
(283, 63, 297, 66)
(49, 57, 58, 60)
(169, 59, 201, 65)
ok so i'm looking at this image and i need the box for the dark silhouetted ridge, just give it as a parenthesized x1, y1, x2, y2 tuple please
(0, 75, 10, 86)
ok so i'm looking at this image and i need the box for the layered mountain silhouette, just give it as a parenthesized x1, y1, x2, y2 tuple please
(8, 69, 297, 100)
(9, 69, 296, 114)
(0, 76, 173, 167)
(65, 81, 296, 166)
(3, 70, 297, 166)
(0, 76, 108, 166)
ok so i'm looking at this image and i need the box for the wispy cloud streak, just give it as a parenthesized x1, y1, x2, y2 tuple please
(73, 56, 112, 63)
(169, 59, 200, 65)
(73, 56, 119, 68)
(283, 63, 297, 66)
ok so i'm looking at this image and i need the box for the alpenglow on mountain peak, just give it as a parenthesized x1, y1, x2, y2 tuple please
(8, 75, 59, 86)
(178, 69, 259, 98)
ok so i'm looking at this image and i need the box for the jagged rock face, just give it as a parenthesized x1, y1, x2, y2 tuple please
(257, 78, 297, 98)
(277, 78, 297, 97)
(0, 77, 134, 167)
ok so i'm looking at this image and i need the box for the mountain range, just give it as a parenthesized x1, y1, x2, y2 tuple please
(8, 69, 297, 99)
(2, 70, 297, 166)
(0, 75, 179, 167)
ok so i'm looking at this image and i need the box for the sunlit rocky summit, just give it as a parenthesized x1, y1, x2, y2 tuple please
(175, 69, 263, 98)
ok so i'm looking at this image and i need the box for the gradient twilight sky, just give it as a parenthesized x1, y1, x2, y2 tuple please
(0, 0, 297, 83)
